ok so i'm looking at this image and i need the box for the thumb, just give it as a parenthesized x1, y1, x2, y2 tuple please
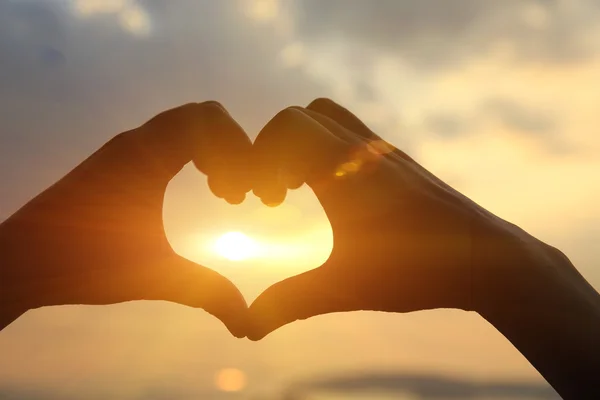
(247, 267, 359, 341)
(148, 255, 248, 338)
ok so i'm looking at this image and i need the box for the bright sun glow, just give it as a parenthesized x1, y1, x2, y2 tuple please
(214, 232, 259, 261)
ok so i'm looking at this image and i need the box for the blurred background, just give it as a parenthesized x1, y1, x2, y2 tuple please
(1, 0, 599, 398)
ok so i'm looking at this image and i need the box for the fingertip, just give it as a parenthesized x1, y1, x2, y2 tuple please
(263, 199, 284, 208)
(225, 191, 246, 205)
(210, 295, 250, 339)
(278, 168, 305, 190)
(252, 184, 287, 207)
(246, 307, 278, 341)
(246, 331, 267, 342)
(207, 173, 250, 203)
(223, 307, 250, 339)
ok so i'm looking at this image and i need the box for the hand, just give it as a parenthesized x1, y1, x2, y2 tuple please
(0, 102, 251, 337)
(247, 98, 557, 340)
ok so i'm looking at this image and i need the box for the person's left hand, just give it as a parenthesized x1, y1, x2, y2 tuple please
(0, 102, 251, 336)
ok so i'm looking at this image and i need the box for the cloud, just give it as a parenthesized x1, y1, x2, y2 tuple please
(422, 97, 564, 154)
(0, 1, 66, 71)
(232, 0, 598, 162)
(0, 371, 561, 399)
(285, 371, 559, 399)
(0, 0, 326, 216)
(423, 112, 470, 139)
(292, 0, 600, 69)
(70, 0, 151, 36)
(481, 97, 557, 134)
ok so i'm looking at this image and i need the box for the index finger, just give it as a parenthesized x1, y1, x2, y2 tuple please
(140, 101, 253, 200)
(251, 107, 355, 206)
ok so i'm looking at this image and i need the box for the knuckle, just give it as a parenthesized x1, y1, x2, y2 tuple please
(161, 102, 227, 123)
(307, 97, 335, 109)
(198, 100, 226, 113)
(145, 103, 196, 127)
(272, 106, 303, 123)
(146, 101, 225, 127)
(179, 101, 200, 110)
(196, 101, 231, 127)
(98, 129, 134, 152)
(258, 107, 305, 140)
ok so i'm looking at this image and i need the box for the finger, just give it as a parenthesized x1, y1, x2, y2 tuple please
(306, 99, 457, 194)
(247, 267, 359, 340)
(251, 107, 354, 205)
(293, 107, 398, 181)
(138, 102, 253, 197)
(307, 98, 375, 138)
(207, 171, 247, 204)
(147, 255, 248, 338)
(306, 98, 414, 163)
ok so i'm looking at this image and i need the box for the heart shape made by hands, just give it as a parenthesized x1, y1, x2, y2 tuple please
(168, 98, 477, 340)
(0, 99, 513, 342)
(164, 164, 333, 304)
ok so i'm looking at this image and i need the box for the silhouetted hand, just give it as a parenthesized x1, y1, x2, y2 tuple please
(0, 102, 251, 336)
(247, 98, 560, 340)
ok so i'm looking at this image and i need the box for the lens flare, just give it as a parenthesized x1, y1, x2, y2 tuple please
(334, 139, 396, 178)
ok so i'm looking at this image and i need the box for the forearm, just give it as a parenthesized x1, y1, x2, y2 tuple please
(0, 308, 25, 331)
(481, 243, 600, 399)
(0, 270, 26, 331)
(0, 220, 28, 331)
(0, 281, 23, 333)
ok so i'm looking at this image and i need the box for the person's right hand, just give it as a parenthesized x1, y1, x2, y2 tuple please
(247, 98, 565, 340)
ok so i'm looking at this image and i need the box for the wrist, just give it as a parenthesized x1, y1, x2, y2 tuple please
(480, 229, 600, 338)
(474, 225, 600, 399)
(472, 220, 570, 319)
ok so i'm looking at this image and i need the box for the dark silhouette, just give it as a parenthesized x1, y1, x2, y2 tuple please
(1, 98, 599, 399)
(0, 102, 252, 337)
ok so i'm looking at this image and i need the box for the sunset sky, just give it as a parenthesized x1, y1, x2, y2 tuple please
(1, 0, 599, 398)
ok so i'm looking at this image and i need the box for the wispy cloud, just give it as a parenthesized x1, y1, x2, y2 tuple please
(70, 0, 151, 36)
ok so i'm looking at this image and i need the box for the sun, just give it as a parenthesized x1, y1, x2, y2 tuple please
(214, 231, 259, 261)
